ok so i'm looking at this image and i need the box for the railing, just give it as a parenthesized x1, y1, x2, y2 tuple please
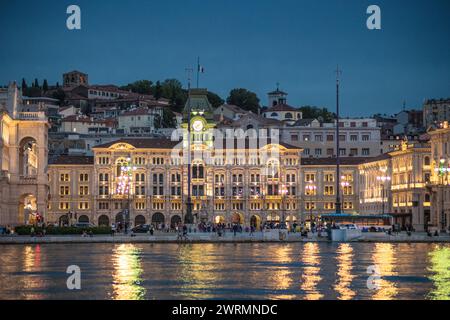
(19, 175, 38, 184)
(17, 112, 46, 120)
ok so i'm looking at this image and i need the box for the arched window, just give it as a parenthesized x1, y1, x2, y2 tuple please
(78, 215, 89, 223)
(267, 159, 280, 179)
(285, 112, 293, 119)
(152, 212, 165, 224)
(134, 215, 146, 226)
(192, 163, 204, 179)
(116, 158, 129, 176)
(271, 112, 278, 117)
(98, 215, 110, 226)
(424, 156, 430, 166)
(19, 137, 38, 177)
(170, 215, 182, 228)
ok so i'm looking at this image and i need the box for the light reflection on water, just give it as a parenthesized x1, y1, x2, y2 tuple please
(0, 242, 449, 300)
(334, 243, 356, 300)
(427, 245, 450, 300)
(300, 242, 323, 300)
(371, 243, 398, 300)
(111, 244, 145, 300)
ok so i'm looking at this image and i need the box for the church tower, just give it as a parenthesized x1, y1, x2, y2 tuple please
(267, 84, 288, 107)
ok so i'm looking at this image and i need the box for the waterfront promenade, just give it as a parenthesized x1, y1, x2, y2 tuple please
(1, 231, 450, 244)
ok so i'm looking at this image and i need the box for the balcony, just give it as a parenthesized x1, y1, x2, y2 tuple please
(18, 175, 38, 184)
(17, 112, 46, 120)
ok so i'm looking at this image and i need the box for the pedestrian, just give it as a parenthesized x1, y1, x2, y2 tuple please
(183, 224, 188, 240)
(30, 226, 35, 237)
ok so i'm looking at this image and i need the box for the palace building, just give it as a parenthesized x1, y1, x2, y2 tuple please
(46, 89, 304, 228)
(428, 122, 450, 231)
(0, 82, 49, 226)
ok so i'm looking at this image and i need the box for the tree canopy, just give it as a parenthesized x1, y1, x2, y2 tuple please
(154, 108, 177, 129)
(299, 106, 336, 122)
(207, 91, 224, 109)
(121, 78, 226, 113)
(226, 88, 260, 113)
(120, 80, 153, 95)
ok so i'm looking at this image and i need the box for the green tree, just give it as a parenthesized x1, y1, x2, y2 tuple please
(21, 78, 29, 96)
(52, 88, 66, 105)
(26, 86, 42, 97)
(226, 88, 260, 113)
(154, 108, 177, 129)
(160, 79, 187, 112)
(42, 79, 49, 92)
(299, 106, 336, 122)
(207, 91, 224, 109)
(21, 78, 28, 91)
(153, 81, 162, 100)
(33, 78, 40, 88)
(120, 80, 153, 95)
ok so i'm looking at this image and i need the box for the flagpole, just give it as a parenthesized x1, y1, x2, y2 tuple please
(196, 56, 200, 88)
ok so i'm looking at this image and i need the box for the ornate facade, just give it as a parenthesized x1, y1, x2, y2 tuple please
(358, 140, 432, 231)
(428, 122, 450, 231)
(47, 138, 303, 228)
(0, 82, 49, 226)
(389, 141, 431, 231)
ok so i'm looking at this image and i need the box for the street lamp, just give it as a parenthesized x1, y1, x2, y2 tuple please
(305, 182, 317, 225)
(437, 158, 447, 232)
(376, 174, 391, 215)
(340, 176, 350, 213)
(116, 158, 135, 234)
(280, 184, 288, 229)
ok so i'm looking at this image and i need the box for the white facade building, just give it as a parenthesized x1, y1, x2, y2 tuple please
(282, 118, 382, 158)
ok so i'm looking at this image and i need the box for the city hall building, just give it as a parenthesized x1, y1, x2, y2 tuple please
(46, 89, 305, 228)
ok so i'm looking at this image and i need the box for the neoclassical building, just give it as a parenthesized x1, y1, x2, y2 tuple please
(358, 140, 432, 231)
(0, 82, 49, 226)
(47, 137, 303, 228)
(428, 122, 450, 231)
(47, 89, 304, 228)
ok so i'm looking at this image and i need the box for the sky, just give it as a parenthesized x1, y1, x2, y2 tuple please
(0, 0, 449, 117)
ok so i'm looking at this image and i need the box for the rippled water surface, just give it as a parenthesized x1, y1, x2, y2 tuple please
(0, 242, 449, 300)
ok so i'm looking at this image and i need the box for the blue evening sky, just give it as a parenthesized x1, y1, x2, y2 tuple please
(0, 0, 449, 116)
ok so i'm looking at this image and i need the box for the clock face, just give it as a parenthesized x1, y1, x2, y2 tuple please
(192, 120, 204, 132)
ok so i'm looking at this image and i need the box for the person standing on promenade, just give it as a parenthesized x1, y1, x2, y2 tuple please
(182, 225, 188, 240)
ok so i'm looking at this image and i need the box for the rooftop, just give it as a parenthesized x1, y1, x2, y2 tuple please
(301, 157, 367, 166)
(49, 155, 94, 165)
(266, 103, 298, 112)
(93, 138, 180, 149)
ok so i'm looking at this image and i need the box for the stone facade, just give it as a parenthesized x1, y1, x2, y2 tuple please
(428, 122, 450, 231)
(47, 138, 303, 228)
(0, 83, 49, 226)
(389, 141, 431, 231)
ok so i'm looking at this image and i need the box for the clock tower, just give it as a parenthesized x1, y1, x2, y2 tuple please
(181, 88, 216, 148)
(181, 88, 216, 225)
